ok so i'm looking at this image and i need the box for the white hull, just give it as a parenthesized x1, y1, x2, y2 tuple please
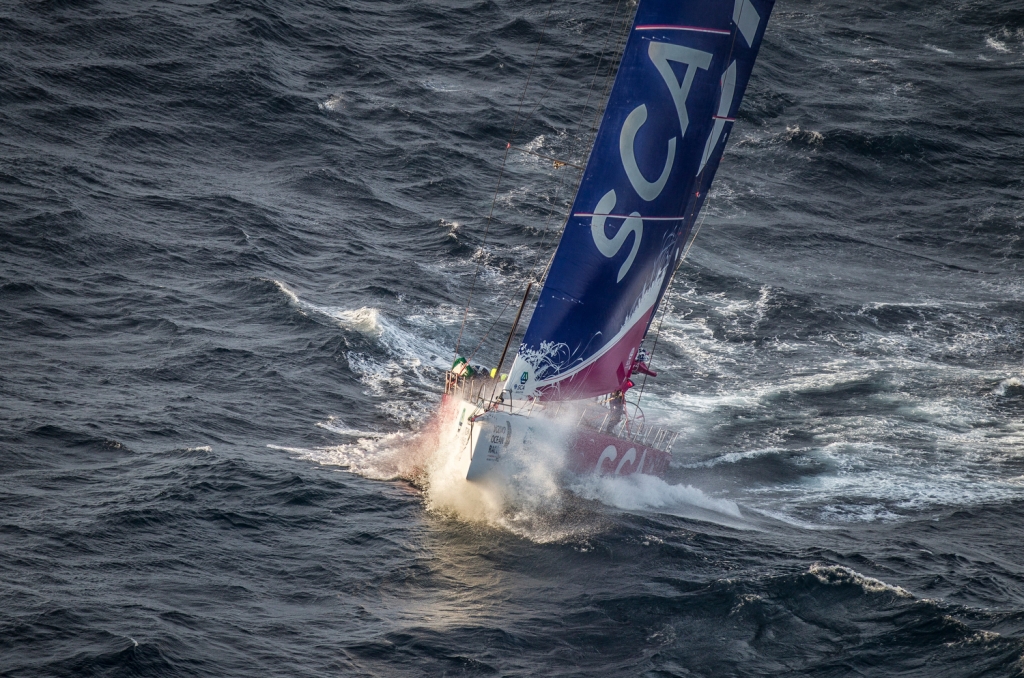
(441, 393, 544, 482)
(440, 392, 673, 482)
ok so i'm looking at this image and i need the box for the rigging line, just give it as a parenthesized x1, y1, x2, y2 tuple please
(537, 3, 637, 286)
(516, 21, 610, 286)
(453, 144, 509, 359)
(510, 145, 585, 170)
(539, 2, 737, 291)
(515, 3, 627, 286)
(453, 2, 555, 360)
(507, 3, 557, 148)
(526, 162, 575, 282)
(680, 191, 712, 262)
(511, 0, 625, 162)
(463, 0, 635, 359)
(635, 313, 665, 409)
(635, 14, 748, 406)
(511, 32, 589, 150)
(522, 0, 629, 291)
(571, 4, 635, 205)
(586, 3, 635, 138)
(633, 191, 711, 401)
(635, 193, 714, 408)
(462, 2, 623, 362)
(565, 1, 634, 202)
(646, 191, 711, 383)
(495, 282, 533, 379)
(560, 1, 631, 193)
(634, 189, 716, 409)
(573, 0, 626, 140)
(466, 285, 522, 363)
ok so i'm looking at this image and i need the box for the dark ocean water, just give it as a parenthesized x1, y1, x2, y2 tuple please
(3, 0, 1024, 675)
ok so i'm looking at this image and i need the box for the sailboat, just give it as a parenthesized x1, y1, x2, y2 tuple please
(441, 0, 775, 482)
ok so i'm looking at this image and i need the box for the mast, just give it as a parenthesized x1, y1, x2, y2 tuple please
(495, 282, 533, 379)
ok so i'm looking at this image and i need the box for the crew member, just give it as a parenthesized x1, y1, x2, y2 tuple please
(607, 389, 625, 431)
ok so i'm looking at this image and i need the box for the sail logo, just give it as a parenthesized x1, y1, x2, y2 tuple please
(624, 43, 713, 200)
(589, 0, 763, 284)
(590, 42, 713, 282)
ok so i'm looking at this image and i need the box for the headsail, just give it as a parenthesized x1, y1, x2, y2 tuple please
(508, 0, 775, 401)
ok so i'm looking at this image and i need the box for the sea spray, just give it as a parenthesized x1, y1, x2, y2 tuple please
(569, 472, 742, 518)
(303, 399, 749, 533)
(299, 399, 570, 527)
(415, 397, 505, 522)
(417, 398, 573, 529)
(296, 400, 591, 540)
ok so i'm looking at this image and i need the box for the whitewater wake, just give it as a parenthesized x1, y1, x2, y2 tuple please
(288, 405, 750, 540)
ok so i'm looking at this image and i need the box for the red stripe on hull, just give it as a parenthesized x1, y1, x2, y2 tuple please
(567, 429, 672, 476)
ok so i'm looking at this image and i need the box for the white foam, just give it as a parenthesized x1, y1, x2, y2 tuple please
(993, 377, 1023, 396)
(284, 432, 421, 482)
(809, 564, 913, 598)
(440, 219, 460, 239)
(783, 125, 824, 145)
(271, 279, 301, 304)
(523, 134, 547, 152)
(333, 307, 382, 335)
(272, 279, 448, 364)
(986, 37, 1010, 53)
(274, 231, 1024, 531)
(817, 503, 901, 523)
(270, 280, 452, 417)
(315, 416, 384, 438)
(678, 447, 783, 469)
(742, 507, 833, 531)
(737, 436, 1024, 523)
(318, 94, 344, 112)
(420, 79, 461, 93)
(496, 185, 532, 209)
(569, 472, 742, 518)
(292, 398, 748, 539)
(618, 281, 1024, 524)
(427, 416, 575, 540)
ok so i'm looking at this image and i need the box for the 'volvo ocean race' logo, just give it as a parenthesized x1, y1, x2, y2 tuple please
(520, 371, 529, 385)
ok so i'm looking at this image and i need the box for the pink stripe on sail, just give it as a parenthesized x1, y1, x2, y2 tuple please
(573, 213, 687, 221)
(635, 25, 731, 35)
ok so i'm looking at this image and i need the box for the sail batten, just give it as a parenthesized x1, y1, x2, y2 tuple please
(508, 0, 775, 402)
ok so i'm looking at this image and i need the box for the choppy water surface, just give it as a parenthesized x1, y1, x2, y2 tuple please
(2, 0, 1024, 675)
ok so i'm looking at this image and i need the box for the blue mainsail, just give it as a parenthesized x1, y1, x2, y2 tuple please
(508, 0, 775, 401)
